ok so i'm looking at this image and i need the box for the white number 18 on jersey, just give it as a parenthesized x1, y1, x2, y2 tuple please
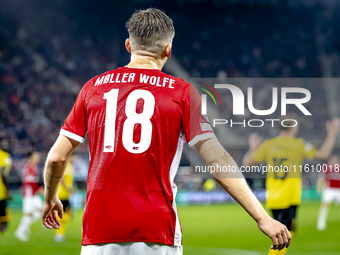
(103, 89, 155, 154)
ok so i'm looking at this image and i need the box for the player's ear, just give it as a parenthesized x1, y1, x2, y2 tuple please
(164, 43, 172, 58)
(125, 39, 132, 53)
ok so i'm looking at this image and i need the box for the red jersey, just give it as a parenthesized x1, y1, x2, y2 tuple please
(324, 166, 340, 188)
(61, 67, 215, 246)
(22, 163, 40, 197)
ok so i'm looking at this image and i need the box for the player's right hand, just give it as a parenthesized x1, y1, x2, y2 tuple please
(41, 198, 63, 230)
(248, 132, 263, 151)
(257, 216, 291, 251)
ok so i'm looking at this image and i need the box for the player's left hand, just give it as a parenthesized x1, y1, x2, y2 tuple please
(257, 216, 291, 250)
(41, 198, 63, 229)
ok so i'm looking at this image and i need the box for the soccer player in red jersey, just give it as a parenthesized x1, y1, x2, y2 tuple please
(15, 151, 43, 241)
(42, 8, 291, 254)
(317, 154, 340, 231)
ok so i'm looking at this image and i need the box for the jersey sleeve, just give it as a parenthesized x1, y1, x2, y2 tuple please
(60, 84, 88, 143)
(252, 141, 267, 163)
(301, 139, 316, 159)
(182, 84, 215, 148)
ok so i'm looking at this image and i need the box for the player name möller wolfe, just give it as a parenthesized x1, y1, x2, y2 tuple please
(95, 72, 175, 89)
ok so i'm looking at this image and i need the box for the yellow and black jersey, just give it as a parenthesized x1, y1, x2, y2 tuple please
(252, 136, 316, 209)
(0, 149, 12, 201)
(58, 162, 74, 201)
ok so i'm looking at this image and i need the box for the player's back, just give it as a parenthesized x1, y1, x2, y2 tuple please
(253, 136, 316, 209)
(61, 67, 214, 246)
(85, 68, 184, 193)
(22, 163, 39, 197)
(260, 136, 315, 179)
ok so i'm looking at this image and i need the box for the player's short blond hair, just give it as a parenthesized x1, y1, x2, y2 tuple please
(126, 8, 175, 54)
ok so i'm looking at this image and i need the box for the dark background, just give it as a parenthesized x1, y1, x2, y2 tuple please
(1, 0, 340, 187)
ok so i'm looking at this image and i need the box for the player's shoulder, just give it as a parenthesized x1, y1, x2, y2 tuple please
(297, 138, 314, 147)
(76, 69, 121, 98)
(263, 136, 291, 148)
(87, 67, 190, 88)
(159, 72, 197, 103)
(0, 149, 8, 156)
(22, 163, 29, 174)
(83, 67, 192, 98)
(272, 137, 314, 151)
(0, 149, 5, 159)
(23, 163, 33, 171)
(3, 150, 11, 159)
(269, 136, 301, 144)
(160, 71, 191, 87)
(259, 138, 271, 147)
(86, 69, 114, 88)
(299, 138, 315, 152)
(0, 149, 11, 161)
(141, 68, 191, 92)
(79, 68, 120, 90)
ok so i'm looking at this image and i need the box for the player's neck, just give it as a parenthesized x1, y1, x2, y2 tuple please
(126, 52, 166, 70)
(278, 131, 295, 137)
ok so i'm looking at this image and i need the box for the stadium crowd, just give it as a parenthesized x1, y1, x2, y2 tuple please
(0, 0, 336, 173)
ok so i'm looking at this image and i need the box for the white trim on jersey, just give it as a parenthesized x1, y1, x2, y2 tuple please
(169, 132, 185, 246)
(60, 129, 85, 143)
(188, 133, 216, 148)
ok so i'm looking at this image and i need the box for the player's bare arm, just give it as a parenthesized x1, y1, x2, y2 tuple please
(314, 118, 340, 160)
(242, 132, 262, 167)
(195, 138, 291, 251)
(42, 135, 79, 230)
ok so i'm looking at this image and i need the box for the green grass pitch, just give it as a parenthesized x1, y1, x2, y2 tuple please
(0, 201, 339, 255)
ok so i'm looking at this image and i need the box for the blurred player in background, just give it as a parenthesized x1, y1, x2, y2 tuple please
(42, 8, 290, 255)
(0, 138, 12, 237)
(203, 178, 216, 192)
(55, 154, 74, 242)
(316, 154, 340, 231)
(15, 151, 43, 242)
(243, 117, 340, 255)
